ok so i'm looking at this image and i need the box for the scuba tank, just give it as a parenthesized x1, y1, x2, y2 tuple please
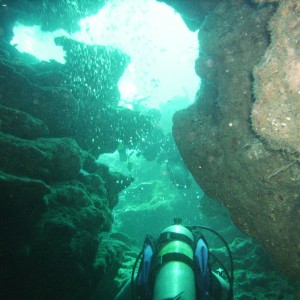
(130, 219, 234, 300)
(153, 224, 196, 300)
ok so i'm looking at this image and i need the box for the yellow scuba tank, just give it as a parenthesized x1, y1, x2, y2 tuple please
(153, 225, 196, 300)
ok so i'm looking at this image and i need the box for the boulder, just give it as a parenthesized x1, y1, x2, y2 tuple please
(0, 133, 83, 183)
(251, 0, 300, 154)
(0, 105, 49, 139)
(172, 1, 300, 280)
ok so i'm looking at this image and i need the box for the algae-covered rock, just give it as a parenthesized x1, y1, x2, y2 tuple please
(0, 10, 140, 298)
(0, 171, 50, 299)
(91, 236, 139, 300)
(251, 0, 300, 154)
(214, 238, 298, 299)
(0, 105, 49, 139)
(0, 40, 153, 156)
(78, 162, 134, 209)
(28, 181, 114, 299)
(55, 36, 130, 105)
(0, 31, 140, 299)
(0, 162, 129, 299)
(0, 0, 107, 41)
(0, 171, 50, 237)
(0, 133, 83, 183)
(171, 0, 300, 281)
(0, 52, 81, 138)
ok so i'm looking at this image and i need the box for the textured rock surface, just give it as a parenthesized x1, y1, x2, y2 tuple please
(0, 133, 132, 300)
(252, 1, 300, 153)
(0, 0, 107, 41)
(214, 238, 298, 299)
(54, 36, 130, 105)
(0, 29, 137, 300)
(0, 38, 153, 155)
(0, 105, 49, 139)
(172, 1, 300, 280)
(0, 134, 83, 182)
(90, 234, 139, 300)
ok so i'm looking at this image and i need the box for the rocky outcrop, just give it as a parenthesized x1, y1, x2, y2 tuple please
(0, 0, 107, 41)
(172, 0, 300, 280)
(0, 38, 153, 155)
(0, 134, 83, 182)
(251, 1, 300, 154)
(0, 133, 133, 300)
(214, 238, 298, 298)
(157, 0, 221, 31)
(0, 30, 142, 300)
(0, 105, 49, 139)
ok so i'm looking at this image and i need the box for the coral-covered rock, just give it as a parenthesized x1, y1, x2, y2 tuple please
(0, 171, 50, 236)
(0, 52, 81, 138)
(54, 36, 130, 105)
(0, 133, 83, 183)
(14, 180, 113, 300)
(91, 235, 138, 300)
(0, 105, 49, 139)
(213, 238, 298, 298)
(0, 0, 107, 41)
(172, 1, 300, 281)
(0, 137, 132, 299)
(0, 171, 50, 299)
(0, 40, 153, 156)
(251, 1, 300, 154)
(0, 156, 131, 300)
(78, 161, 134, 208)
(0, 27, 141, 299)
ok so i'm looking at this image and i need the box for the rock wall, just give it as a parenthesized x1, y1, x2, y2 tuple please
(0, 33, 147, 300)
(251, 1, 300, 154)
(172, 0, 300, 281)
(0, 0, 107, 41)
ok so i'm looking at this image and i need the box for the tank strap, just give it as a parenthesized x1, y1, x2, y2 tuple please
(158, 231, 194, 249)
(156, 252, 195, 269)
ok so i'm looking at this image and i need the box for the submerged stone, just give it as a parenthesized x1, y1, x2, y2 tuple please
(172, 0, 300, 281)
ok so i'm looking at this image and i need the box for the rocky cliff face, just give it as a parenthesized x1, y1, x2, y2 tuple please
(0, 31, 150, 300)
(171, 0, 300, 281)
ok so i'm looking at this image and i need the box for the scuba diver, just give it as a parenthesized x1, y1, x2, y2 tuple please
(114, 218, 234, 300)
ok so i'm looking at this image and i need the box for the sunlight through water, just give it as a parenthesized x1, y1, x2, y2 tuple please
(11, 0, 199, 108)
